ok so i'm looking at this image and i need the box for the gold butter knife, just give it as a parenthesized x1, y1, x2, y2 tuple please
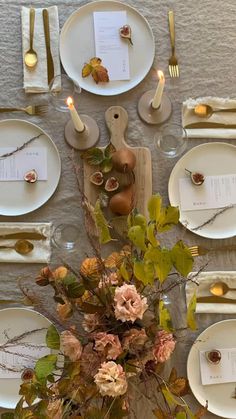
(197, 296, 236, 304)
(185, 122, 236, 129)
(42, 9, 54, 85)
(0, 232, 47, 240)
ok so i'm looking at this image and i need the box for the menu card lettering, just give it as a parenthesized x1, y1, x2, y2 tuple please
(200, 348, 236, 385)
(0, 147, 47, 181)
(179, 174, 236, 211)
(93, 11, 130, 81)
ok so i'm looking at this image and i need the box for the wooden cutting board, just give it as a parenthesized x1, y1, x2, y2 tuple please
(84, 106, 152, 220)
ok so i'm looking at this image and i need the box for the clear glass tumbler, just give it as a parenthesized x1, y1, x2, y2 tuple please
(52, 224, 80, 251)
(155, 123, 187, 158)
(49, 74, 81, 112)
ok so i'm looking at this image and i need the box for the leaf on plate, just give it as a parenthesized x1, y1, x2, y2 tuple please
(82, 63, 93, 78)
(89, 57, 102, 66)
(82, 57, 109, 84)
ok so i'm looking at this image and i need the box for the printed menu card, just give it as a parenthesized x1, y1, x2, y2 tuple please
(93, 11, 130, 81)
(200, 348, 236, 385)
(0, 147, 47, 181)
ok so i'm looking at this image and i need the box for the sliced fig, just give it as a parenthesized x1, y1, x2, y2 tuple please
(119, 25, 133, 45)
(205, 349, 221, 364)
(185, 168, 205, 185)
(90, 171, 104, 186)
(105, 177, 119, 192)
(24, 169, 38, 183)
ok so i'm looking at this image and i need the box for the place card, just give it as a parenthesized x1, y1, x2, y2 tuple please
(200, 348, 236, 385)
(0, 344, 49, 378)
(93, 11, 130, 81)
(0, 147, 47, 181)
(179, 174, 236, 211)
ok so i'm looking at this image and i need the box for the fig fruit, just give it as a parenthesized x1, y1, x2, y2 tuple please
(109, 184, 134, 215)
(185, 169, 205, 185)
(105, 177, 119, 192)
(24, 169, 38, 183)
(119, 24, 133, 45)
(205, 349, 221, 364)
(112, 148, 136, 173)
(90, 171, 104, 186)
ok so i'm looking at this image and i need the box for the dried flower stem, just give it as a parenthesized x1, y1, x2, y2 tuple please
(0, 133, 44, 159)
(192, 204, 234, 231)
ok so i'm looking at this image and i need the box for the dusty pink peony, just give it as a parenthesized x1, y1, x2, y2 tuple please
(82, 313, 100, 332)
(94, 332, 122, 360)
(114, 284, 148, 323)
(46, 399, 63, 419)
(122, 328, 148, 354)
(153, 330, 176, 363)
(99, 272, 119, 288)
(94, 361, 128, 397)
(60, 330, 82, 362)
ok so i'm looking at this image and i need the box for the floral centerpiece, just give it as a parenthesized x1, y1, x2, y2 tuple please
(8, 194, 206, 419)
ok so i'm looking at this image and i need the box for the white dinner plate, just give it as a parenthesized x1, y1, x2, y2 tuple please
(60, 0, 155, 96)
(0, 119, 61, 216)
(187, 319, 236, 418)
(0, 307, 53, 409)
(168, 142, 236, 239)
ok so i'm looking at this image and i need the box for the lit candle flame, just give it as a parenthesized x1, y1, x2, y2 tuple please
(66, 96, 74, 108)
(157, 70, 164, 82)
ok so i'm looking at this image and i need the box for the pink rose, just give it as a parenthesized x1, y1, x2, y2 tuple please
(94, 332, 122, 360)
(153, 330, 176, 363)
(122, 328, 148, 354)
(60, 330, 82, 362)
(114, 284, 148, 323)
(82, 313, 100, 332)
(94, 361, 127, 397)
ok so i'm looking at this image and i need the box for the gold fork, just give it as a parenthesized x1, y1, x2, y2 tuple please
(168, 11, 179, 77)
(189, 244, 236, 257)
(0, 105, 48, 116)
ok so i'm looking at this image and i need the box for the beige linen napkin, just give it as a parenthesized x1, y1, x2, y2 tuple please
(182, 97, 236, 139)
(186, 271, 236, 313)
(21, 6, 61, 93)
(0, 222, 51, 263)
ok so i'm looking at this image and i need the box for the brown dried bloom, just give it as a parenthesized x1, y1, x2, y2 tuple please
(56, 301, 72, 321)
(60, 330, 82, 362)
(94, 332, 122, 360)
(82, 313, 101, 332)
(53, 266, 68, 280)
(122, 328, 148, 354)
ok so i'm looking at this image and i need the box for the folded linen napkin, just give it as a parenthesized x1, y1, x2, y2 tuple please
(21, 6, 61, 93)
(186, 271, 236, 313)
(0, 222, 51, 263)
(182, 97, 236, 139)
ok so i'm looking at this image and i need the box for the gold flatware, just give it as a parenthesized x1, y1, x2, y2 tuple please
(0, 300, 21, 304)
(184, 122, 236, 129)
(194, 104, 236, 119)
(42, 9, 54, 85)
(0, 239, 34, 255)
(168, 11, 179, 77)
(24, 8, 38, 69)
(0, 232, 47, 241)
(197, 295, 236, 304)
(210, 281, 236, 297)
(0, 105, 48, 116)
(188, 244, 236, 257)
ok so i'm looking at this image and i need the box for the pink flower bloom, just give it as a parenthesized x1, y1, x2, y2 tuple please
(114, 284, 148, 323)
(122, 328, 148, 354)
(94, 332, 122, 360)
(60, 330, 82, 362)
(82, 313, 100, 332)
(153, 330, 176, 363)
(94, 361, 128, 397)
(99, 272, 119, 288)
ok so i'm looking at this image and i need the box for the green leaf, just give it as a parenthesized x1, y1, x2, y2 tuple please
(100, 157, 113, 173)
(66, 282, 85, 298)
(187, 292, 197, 330)
(1, 414, 15, 419)
(176, 413, 187, 419)
(19, 382, 37, 406)
(144, 247, 172, 283)
(133, 259, 155, 285)
(158, 206, 179, 232)
(33, 400, 49, 417)
(133, 213, 147, 230)
(62, 275, 76, 286)
(85, 407, 106, 419)
(46, 325, 60, 350)
(120, 261, 131, 281)
(104, 143, 116, 158)
(109, 398, 128, 419)
(94, 200, 112, 244)
(128, 225, 147, 251)
(82, 147, 104, 165)
(159, 300, 173, 332)
(147, 222, 158, 247)
(35, 354, 57, 381)
(148, 194, 162, 223)
(171, 240, 193, 277)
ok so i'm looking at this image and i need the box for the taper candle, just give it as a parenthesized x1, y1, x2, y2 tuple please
(152, 70, 165, 109)
(66, 96, 84, 132)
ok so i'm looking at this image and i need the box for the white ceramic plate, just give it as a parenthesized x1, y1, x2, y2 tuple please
(0, 119, 61, 216)
(168, 142, 236, 239)
(0, 307, 53, 409)
(60, 0, 155, 96)
(187, 319, 236, 418)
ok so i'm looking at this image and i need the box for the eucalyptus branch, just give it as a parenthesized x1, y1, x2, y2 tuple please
(192, 204, 234, 231)
(0, 133, 44, 159)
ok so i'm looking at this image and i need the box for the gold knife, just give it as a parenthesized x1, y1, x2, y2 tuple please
(0, 232, 47, 240)
(197, 296, 236, 304)
(185, 122, 236, 129)
(42, 9, 54, 85)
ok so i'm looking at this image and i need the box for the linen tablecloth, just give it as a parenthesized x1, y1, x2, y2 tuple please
(1, 0, 236, 417)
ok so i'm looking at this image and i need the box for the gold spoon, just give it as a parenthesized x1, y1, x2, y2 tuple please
(0, 239, 34, 255)
(210, 281, 236, 297)
(194, 104, 236, 119)
(24, 8, 38, 69)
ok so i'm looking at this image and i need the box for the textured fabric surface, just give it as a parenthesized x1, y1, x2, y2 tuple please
(1, 0, 236, 417)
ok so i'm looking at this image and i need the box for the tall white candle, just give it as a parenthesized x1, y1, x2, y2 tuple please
(152, 70, 165, 109)
(66, 97, 84, 132)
